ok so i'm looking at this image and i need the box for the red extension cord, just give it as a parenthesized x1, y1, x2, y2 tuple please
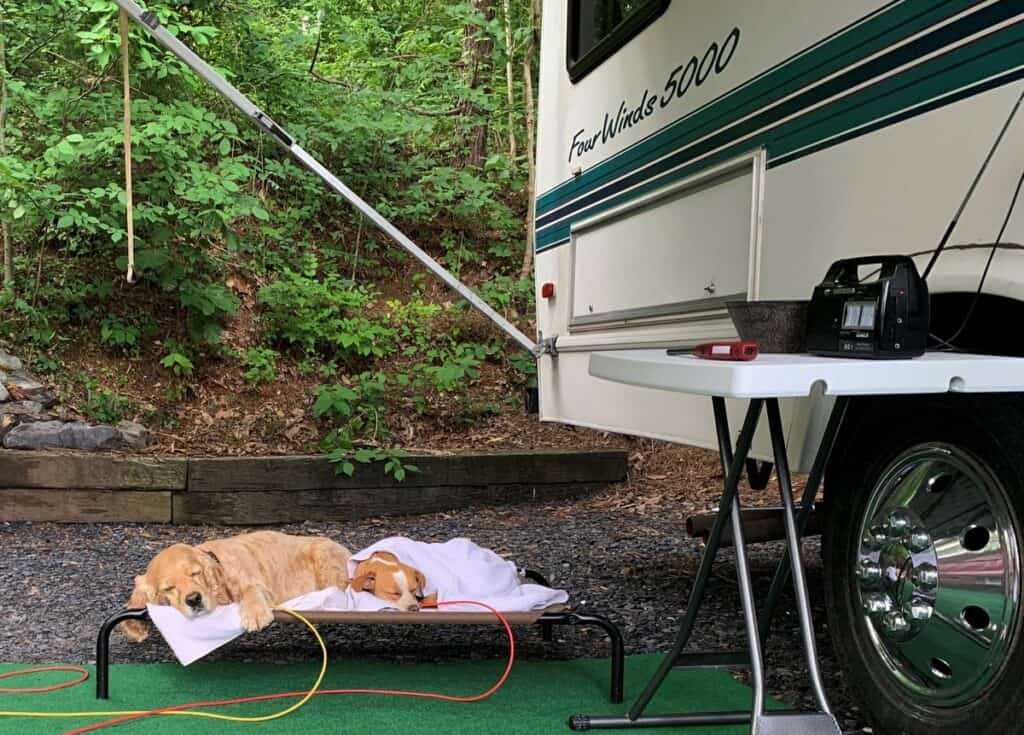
(0, 666, 90, 694)
(1, 600, 515, 735)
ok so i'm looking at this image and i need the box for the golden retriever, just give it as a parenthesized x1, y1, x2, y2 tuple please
(121, 531, 351, 641)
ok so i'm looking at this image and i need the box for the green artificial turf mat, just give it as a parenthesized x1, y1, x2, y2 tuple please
(0, 655, 782, 734)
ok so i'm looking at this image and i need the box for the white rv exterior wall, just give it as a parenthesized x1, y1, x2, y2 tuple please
(533, 1, 1024, 468)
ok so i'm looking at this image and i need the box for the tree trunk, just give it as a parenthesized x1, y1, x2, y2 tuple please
(519, 0, 539, 280)
(0, 8, 12, 291)
(502, 0, 516, 167)
(455, 0, 495, 169)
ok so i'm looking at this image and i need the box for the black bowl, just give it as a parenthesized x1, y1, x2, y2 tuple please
(726, 300, 809, 354)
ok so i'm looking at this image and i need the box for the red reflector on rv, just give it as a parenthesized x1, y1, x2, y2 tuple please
(541, 283, 555, 299)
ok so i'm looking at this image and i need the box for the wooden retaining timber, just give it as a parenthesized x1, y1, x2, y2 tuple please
(0, 449, 627, 524)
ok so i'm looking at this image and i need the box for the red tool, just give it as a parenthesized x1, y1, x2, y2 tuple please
(692, 341, 759, 361)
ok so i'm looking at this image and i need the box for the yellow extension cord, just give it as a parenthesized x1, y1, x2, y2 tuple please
(0, 607, 328, 724)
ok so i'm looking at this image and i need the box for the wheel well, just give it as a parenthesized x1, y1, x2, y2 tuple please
(930, 292, 1024, 356)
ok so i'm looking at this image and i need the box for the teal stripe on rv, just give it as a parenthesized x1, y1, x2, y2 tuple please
(535, 0, 975, 216)
(535, 9, 1024, 251)
(534, 20, 1024, 251)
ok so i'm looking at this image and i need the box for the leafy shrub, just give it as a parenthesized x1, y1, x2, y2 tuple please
(312, 372, 418, 479)
(384, 298, 442, 356)
(476, 275, 535, 315)
(78, 373, 135, 424)
(422, 342, 497, 393)
(259, 271, 396, 360)
(243, 347, 278, 386)
(99, 314, 155, 355)
(159, 341, 194, 378)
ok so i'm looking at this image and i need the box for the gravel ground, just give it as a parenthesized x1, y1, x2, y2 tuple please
(0, 491, 867, 733)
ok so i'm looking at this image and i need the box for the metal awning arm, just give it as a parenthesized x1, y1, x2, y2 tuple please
(113, 0, 540, 356)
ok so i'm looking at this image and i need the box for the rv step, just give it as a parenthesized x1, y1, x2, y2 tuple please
(754, 712, 841, 735)
(686, 504, 822, 547)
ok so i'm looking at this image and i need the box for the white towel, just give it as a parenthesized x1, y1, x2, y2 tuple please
(147, 537, 568, 665)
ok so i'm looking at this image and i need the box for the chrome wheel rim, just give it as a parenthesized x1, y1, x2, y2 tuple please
(855, 443, 1021, 706)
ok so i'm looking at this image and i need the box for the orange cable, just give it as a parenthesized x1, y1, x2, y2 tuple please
(63, 600, 514, 735)
(0, 666, 90, 694)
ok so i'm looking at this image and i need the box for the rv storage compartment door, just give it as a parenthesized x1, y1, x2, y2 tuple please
(570, 155, 762, 333)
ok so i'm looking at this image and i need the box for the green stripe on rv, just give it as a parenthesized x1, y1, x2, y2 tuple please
(534, 23, 1024, 251)
(535, 0, 973, 216)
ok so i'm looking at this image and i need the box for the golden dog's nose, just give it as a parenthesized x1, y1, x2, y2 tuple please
(186, 592, 203, 609)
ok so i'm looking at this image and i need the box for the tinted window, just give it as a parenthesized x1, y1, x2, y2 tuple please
(567, 0, 670, 83)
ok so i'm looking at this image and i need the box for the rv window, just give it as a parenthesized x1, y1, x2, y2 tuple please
(567, 0, 670, 83)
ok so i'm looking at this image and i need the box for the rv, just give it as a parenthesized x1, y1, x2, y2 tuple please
(534, 1, 1024, 733)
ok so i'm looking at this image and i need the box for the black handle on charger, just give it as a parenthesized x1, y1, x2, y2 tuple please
(823, 255, 917, 286)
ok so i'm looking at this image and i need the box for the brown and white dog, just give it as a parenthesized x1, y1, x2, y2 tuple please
(121, 531, 352, 641)
(350, 551, 436, 612)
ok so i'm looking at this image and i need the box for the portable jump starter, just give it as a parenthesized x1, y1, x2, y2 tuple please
(805, 255, 929, 359)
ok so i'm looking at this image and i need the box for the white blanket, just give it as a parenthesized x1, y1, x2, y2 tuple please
(147, 537, 568, 665)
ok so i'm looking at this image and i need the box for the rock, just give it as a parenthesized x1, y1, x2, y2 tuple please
(3, 421, 122, 451)
(0, 351, 22, 372)
(0, 384, 7, 402)
(60, 422, 122, 450)
(117, 420, 148, 450)
(7, 373, 44, 394)
(0, 400, 43, 416)
(34, 391, 58, 409)
(3, 420, 64, 449)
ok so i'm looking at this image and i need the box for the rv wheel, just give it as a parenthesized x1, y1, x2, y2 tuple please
(823, 394, 1024, 735)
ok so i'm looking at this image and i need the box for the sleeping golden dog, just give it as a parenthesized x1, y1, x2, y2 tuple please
(120, 531, 351, 641)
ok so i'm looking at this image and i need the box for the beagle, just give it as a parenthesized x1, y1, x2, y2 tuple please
(350, 551, 437, 612)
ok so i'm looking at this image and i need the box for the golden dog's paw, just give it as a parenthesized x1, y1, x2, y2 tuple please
(120, 620, 150, 643)
(240, 602, 275, 633)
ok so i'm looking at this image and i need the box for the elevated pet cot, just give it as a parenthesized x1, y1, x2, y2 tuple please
(95, 571, 624, 704)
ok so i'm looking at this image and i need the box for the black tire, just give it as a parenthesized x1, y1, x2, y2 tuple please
(823, 393, 1024, 735)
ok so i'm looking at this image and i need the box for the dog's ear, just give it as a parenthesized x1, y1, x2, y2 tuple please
(198, 550, 232, 604)
(351, 572, 376, 593)
(414, 570, 427, 598)
(120, 575, 155, 643)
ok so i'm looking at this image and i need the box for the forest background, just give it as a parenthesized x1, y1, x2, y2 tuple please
(0, 0, 556, 474)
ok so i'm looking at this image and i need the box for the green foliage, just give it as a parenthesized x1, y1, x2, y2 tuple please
(243, 347, 278, 386)
(2, 0, 539, 464)
(509, 350, 538, 379)
(100, 316, 141, 353)
(99, 314, 156, 354)
(477, 274, 535, 314)
(259, 271, 396, 359)
(77, 372, 135, 424)
(313, 372, 418, 479)
(385, 298, 442, 356)
(422, 342, 495, 393)
(160, 341, 194, 378)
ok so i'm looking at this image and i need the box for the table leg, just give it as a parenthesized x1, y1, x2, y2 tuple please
(757, 397, 848, 647)
(626, 398, 764, 720)
(569, 395, 843, 734)
(569, 399, 765, 731)
(764, 399, 832, 714)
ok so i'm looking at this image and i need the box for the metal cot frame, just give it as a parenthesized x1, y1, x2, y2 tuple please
(95, 571, 624, 705)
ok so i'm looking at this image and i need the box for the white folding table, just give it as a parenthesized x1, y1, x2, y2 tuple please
(572, 351, 1024, 735)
